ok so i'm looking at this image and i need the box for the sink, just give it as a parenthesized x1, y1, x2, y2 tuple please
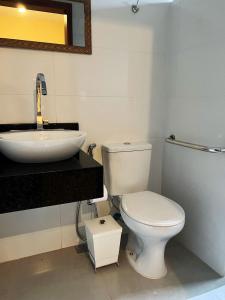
(0, 130, 86, 163)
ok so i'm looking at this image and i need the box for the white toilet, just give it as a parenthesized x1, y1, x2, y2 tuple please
(102, 142, 185, 279)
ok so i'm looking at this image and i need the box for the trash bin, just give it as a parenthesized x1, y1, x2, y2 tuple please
(84, 215, 122, 270)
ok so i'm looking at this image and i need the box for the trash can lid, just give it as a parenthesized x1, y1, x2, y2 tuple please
(84, 215, 122, 237)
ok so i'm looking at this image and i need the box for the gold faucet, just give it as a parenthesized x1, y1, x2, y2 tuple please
(36, 73, 48, 130)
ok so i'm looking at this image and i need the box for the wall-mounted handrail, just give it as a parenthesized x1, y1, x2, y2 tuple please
(166, 135, 225, 153)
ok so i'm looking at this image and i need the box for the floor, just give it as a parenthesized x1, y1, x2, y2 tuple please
(191, 285, 225, 300)
(0, 241, 225, 300)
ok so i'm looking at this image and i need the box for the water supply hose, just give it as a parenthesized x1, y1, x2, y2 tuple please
(75, 143, 97, 242)
(75, 200, 86, 242)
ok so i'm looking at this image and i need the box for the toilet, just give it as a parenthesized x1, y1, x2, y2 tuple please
(102, 142, 185, 279)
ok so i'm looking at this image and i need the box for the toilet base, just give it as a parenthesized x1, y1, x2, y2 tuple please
(120, 204, 185, 280)
(126, 248, 167, 279)
(125, 230, 168, 279)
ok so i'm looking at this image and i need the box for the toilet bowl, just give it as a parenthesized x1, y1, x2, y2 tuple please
(102, 142, 185, 279)
(120, 191, 185, 279)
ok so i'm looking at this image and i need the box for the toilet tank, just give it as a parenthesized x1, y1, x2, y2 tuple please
(102, 143, 152, 196)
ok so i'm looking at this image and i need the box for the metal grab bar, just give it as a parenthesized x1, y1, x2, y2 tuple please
(166, 135, 225, 153)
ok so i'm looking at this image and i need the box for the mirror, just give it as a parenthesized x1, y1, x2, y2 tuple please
(0, 0, 91, 54)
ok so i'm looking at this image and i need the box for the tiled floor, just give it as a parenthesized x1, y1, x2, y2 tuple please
(0, 242, 225, 300)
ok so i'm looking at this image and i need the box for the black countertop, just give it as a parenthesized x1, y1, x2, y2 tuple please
(0, 123, 103, 214)
(0, 151, 101, 178)
(0, 151, 103, 214)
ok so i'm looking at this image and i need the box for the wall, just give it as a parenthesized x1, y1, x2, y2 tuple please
(0, 0, 169, 262)
(162, 0, 225, 275)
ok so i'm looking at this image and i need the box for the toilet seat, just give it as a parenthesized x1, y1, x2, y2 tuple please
(121, 191, 185, 227)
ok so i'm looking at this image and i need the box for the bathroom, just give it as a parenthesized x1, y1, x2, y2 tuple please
(0, 0, 225, 299)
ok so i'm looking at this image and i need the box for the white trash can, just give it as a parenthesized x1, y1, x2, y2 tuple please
(84, 215, 122, 270)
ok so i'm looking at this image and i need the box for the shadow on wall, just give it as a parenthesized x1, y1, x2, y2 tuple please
(161, 0, 225, 276)
(90, 2, 170, 194)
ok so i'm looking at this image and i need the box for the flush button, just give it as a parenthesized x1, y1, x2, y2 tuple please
(124, 142, 131, 145)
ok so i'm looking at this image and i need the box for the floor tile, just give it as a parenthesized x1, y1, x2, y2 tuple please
(0, 242, 225, 300)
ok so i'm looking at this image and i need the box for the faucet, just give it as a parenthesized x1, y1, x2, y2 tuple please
(36, 73, 48, 130)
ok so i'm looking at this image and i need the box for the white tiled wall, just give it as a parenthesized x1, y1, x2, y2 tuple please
(0, 1, 170, 262)
(162, 0, 225, 276)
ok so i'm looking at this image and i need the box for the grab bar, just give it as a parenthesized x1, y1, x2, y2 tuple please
(166, 135, 225, 153)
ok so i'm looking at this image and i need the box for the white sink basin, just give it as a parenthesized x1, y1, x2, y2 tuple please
(0, 130, 86, 163)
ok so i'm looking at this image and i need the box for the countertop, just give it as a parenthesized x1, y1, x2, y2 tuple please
(0, 123, 103, 214)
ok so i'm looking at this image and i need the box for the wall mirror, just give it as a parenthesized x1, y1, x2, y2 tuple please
(0, 0, 91, 54)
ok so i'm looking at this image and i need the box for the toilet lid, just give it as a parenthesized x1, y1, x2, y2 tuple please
(121, 191, 185, 227)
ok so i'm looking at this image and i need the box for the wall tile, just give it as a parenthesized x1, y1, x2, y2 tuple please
(53, 48, 128, 97)
(0, 228, 61, 263)
(169, 45, 225, 99)
(164, 0, 225, 276)
(55, 95, 79, 123)
(0, 206, 60, 238)
(170, 0, 225, 54)
(0, 48, 54, 95)
(128, 52, 151, 99)
(163, 144, 225, 275)
(0, 94, 35, 124)
(92, 9, 129, 51)
(92, 3, 169, 54)
(166, 96, 225, 146)
(61, 225, 79, 248)
(149, 138, 165, 193)
(42, 95, 57, 123)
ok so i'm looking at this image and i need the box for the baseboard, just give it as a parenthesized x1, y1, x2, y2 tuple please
(0, 224, 80, 263)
